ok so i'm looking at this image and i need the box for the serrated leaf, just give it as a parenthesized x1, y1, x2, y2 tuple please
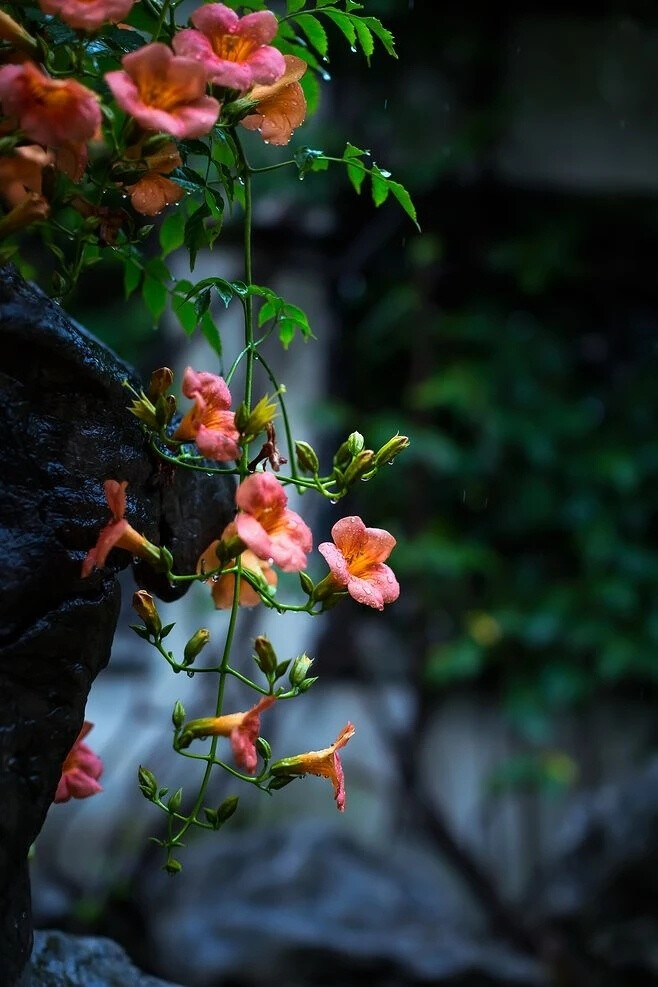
(353, 18, 374, 58)
(323, 9, 356, 47)
(362, 15, 397, 57)
(390, 179, 420, 229)
(297, 13, 328, 57)
(370, 164, 391, 207)
(343, 142, 368, 193)
(159, 209, 185, 256)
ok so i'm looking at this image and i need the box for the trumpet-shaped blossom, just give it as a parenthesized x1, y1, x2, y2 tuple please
(271, 723, 355, 812)
(198, 536, 277, 609)
(240, 55, 307, 146)
(173, 4, 284, 91)
(105, 44, 220, 139)
(178, 695, 276, 773)
(0, 62, 101, 149)
(234, 472, 312, 573)
(81, 480, 161, 577)
(0, 145, 52, 208)
(173, 367, 241, 462)
(124, 142, 183, 216)
(318, 516, 399, 610)
(54, 722, 103, 804)
(38, 0, 135, 32)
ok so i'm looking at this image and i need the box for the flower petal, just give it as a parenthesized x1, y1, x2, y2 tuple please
(235, 471, 288, 516)
(318, 541, 350, 585)
(235, 512, 274, 562)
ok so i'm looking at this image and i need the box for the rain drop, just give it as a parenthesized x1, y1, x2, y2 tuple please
(364, 586, 372, 594)
(267, 557, 274, 565)
(320, 70, 331, 82)
(387, 460, 394, 466)
(384, 99, 388, 110)
(350, 45, 357, 53)
(186, 670, 194, 678)
(330, 498, 338, 505)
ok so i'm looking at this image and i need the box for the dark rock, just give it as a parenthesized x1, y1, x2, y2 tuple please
(532, 757, 658, 984)
(0, 266, 234, 986)
(143, 822, 545, 986)
(26, 930, 181, 986)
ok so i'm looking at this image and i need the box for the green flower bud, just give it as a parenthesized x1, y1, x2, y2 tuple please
(333, 440, 352, 470)
(168, 788, 183, 813)
(183, 628, 210, 666)
(172, 700, 186, 729)
(343, 449, 375, 487)
(256, 736, 272, 760)
(299, 570, 314, 596)
(217, 794, 239, 824)
(137, 765, 157, 800)
(155, 393, 176, 427)
(164, 858, 183, 875)
(295, 440, 319, 474)
(347, 431, 365, 456)
(373, 433, 410, 468)
(253, 635, 278, 677)
(289, 652, 314, 688)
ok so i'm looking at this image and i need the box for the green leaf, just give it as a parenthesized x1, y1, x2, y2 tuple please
(362, 15, 397, 57)
(174, 298, 197, 335)
(353, 18, 374, 58)
(142, 258, 170, 323)
(370, 164, 391, 207)
(323, 9, 356, 47)
(300, 69, 321, 116)
(123, 258, 142, 298)
(294, 145, 329, 176)
(296, 13, 328, 57)
(390, 180, 420, 229)
(159, 209, 185, 256)
(183, 202, 211, 271)
(286, 0, 306, 11)
(200, 311, 222, 357)
(343, 142, 368, 193)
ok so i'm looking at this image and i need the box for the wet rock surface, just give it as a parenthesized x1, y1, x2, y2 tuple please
(0, 266, 234, 986)
(26, 931, 180, 987)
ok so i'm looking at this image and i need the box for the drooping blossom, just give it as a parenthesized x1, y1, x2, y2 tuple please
(198, 535, 277, 609)
(0, 11, 37, 54)
(234, 471, 312, 573)
(124, 142, 183, 216)
(270, 723, 355, 812)
(38, 0, 135, 32)
(0, 192, 50, 239)
(81, 480, 161, 577)
(0, 62, 101, 149)
(318, 516, 399, 610)
(240, 55, 307, 146)
(0, 145, 52, 208)
(173, 4, 284, 91)
(54, 722, 103, 804)
(178, 695, 276, 773)
(172, 367, 241, 462)
(105, 44, 220, 139)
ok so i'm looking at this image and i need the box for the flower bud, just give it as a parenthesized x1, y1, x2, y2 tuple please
(126, 391, 158, 428)
(183, 628, 210, 666)
(217, 794, 239, 824)
(253, 635, 277, 678)
(0, 11, 38, 53)
(234, 401, 249, 431)
(256, 736, 272, 760)
(343, 449, 375, 487)
(172, 700, 186, 729)
(242, 394, 278, 439)
(373, 433, 410, 468)
(289, 652, 314, 688)
(298, 570, 314, 596)
(132, 590, 161, 636)
(138, 765, 157, 800)
(333, 439, 352, 470)
(164, 858, 183, 874)
(168, 788, 183, 813)
(347, 431, 365, 456)
(295, 440, 319, 474)
(155, 394, 176, 427)
(148, 367, 174, 400)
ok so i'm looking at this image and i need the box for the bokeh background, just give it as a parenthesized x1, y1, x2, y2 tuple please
(31, 2, 658, 985)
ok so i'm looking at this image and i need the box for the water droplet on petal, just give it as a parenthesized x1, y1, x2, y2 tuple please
(364, 585, 372, 594)
(267, 557, 274, 565)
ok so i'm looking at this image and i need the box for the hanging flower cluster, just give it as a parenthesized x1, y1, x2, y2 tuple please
(1, 0, 415, 863)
